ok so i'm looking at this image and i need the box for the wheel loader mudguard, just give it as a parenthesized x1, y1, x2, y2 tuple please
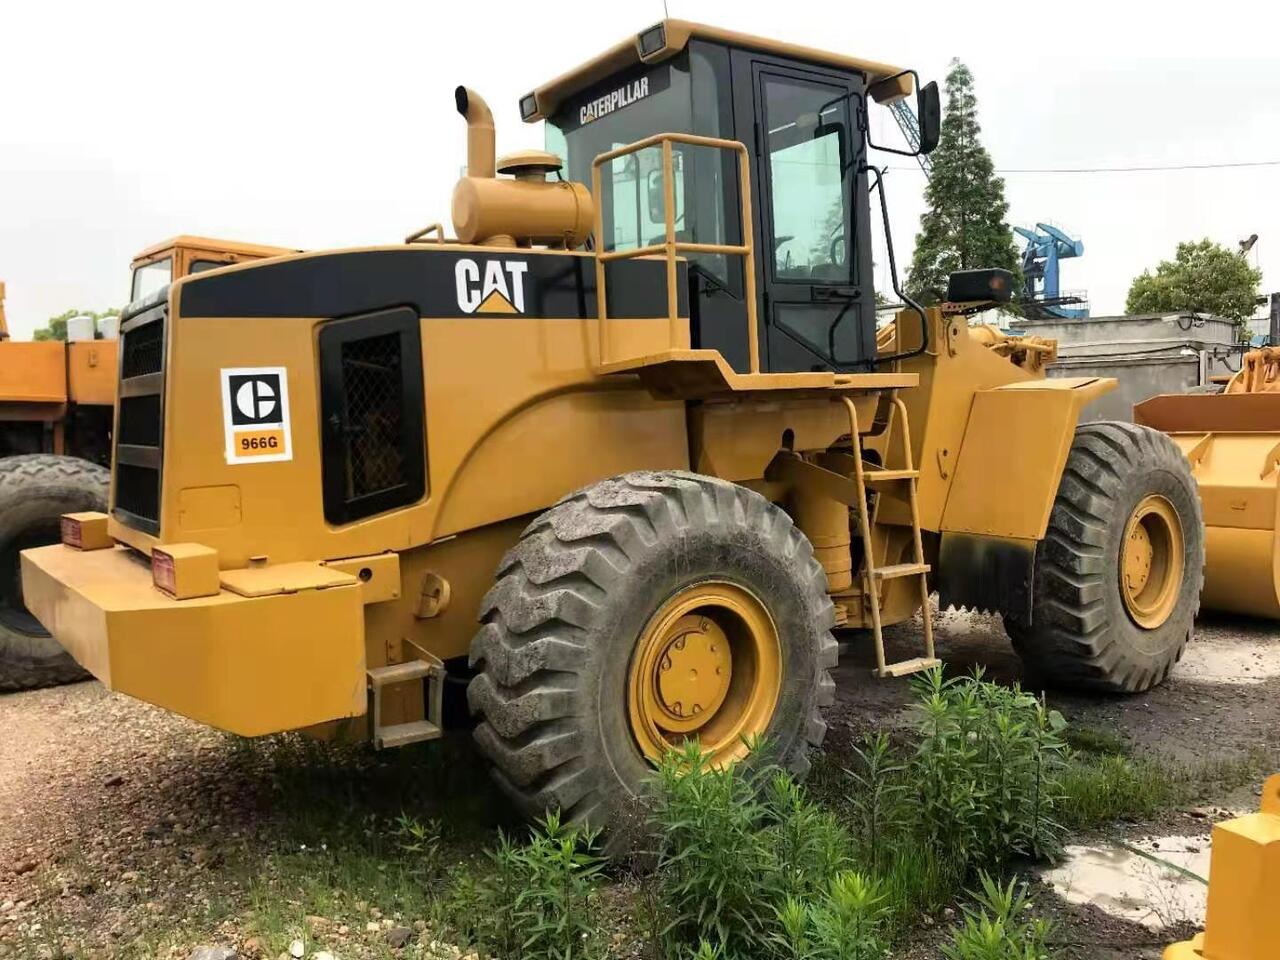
(935, 534, 1036, 626)
(1136, 392, 1280, 619)
(19, 543, 367, 736)
(932, 376, 1114, 624)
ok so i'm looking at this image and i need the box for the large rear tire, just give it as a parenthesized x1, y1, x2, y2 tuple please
(1009, 422, 1203, 692)
(467, 471, 837, 832)
(0, 455, 108, 693)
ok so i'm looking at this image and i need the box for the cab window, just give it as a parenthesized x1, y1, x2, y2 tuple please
(545, 50, 736, 286)
(762, 75, 852, 283)
(130, 258, 173, 302)
(188, 259, 234, 275)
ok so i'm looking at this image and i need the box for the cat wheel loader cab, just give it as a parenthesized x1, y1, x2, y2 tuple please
(0, 238, 291, 693)
(20, 19, 1202, 831)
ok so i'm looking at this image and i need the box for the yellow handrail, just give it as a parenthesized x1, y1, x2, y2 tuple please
(590, 132, 759, 372)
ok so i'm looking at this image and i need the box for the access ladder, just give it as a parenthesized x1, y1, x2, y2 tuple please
(841, 395, 937, 678)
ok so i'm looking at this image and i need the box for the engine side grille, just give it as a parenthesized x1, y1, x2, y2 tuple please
(112, 297, 167, 535)
(340, 332, 408, 500)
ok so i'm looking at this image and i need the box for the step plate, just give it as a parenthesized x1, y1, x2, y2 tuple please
(876, 657, 941, 679)
(375, 719, 443, 749)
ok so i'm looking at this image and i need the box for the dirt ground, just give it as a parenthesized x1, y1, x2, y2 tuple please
(1, 610, 1277, 959)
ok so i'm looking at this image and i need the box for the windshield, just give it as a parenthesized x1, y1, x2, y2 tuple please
(130, 257, 172, 302)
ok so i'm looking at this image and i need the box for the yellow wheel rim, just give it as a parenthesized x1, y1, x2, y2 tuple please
(627, 581, 781, 765)
(1120, 494, 1184, 629)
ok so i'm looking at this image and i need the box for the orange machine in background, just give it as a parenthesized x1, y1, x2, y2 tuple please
(0, 237, 292, 691)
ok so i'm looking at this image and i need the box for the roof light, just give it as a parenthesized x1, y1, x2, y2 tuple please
(519, 93, 538, 121)
(637, 24, 666, 58)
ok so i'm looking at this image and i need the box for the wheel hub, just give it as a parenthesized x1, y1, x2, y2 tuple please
(653, 616, 732, 731)
(628, 581, 780, 766)
(1120, 494, 1184, 630)
(1124, 523, 1154, 595)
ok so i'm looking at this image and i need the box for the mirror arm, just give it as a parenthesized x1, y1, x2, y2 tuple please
(862, 164, 929, 363)
(865, 69, 933, 159)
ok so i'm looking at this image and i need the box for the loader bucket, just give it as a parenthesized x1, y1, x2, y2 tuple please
(1135, 392, 1280, 619)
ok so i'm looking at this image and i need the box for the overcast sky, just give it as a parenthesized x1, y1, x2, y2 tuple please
(3, 0, 1280, 337)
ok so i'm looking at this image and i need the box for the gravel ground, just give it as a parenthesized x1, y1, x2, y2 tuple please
(1, 610, 1277, 959)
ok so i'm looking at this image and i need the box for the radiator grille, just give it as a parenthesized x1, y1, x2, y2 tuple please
(120, 320, 164, 378)
(112, 299, 167, 534)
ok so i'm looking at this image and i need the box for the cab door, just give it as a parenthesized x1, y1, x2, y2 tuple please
(731, 52, 875, 372)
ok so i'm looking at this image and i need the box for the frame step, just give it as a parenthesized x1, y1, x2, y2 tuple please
(870, 562, 930, 581)
(375, 719, 443, 749)
(876, 657, 941, 678)
(368, 660, 437, 687)
(862, 468, 920, 483)
(369, 654, 445, 750)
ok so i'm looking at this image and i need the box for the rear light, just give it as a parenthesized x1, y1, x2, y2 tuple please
(150, 543, 220, 599)
(60, 512, 112, 550)
(151, 550, 177, 596)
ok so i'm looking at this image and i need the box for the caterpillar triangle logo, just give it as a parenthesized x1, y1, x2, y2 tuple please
(455, 258, 528, 315)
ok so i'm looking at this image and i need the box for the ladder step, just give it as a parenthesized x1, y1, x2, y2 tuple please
(368, 660, 437, 687)
(870, 562, 930, 581)
(374, 719, 443, 749)
(862, 468, 920, 483)
(876, 657, 941, 679)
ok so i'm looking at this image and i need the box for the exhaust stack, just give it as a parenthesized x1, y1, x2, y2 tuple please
(455, 86, 496, 180)
(449, 87, 594, 249)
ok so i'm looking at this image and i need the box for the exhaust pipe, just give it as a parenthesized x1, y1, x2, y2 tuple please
(455, 86, 495, 180)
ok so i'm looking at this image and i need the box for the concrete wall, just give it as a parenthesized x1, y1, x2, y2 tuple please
(1012, 312, 1247, 422)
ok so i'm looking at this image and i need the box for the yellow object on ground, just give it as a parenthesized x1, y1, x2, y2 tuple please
(1136, 348, 1280, 618)
(1164, 775, 1280, 959)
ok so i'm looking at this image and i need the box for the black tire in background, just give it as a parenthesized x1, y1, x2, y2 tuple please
(1008, 422, 1204, 693)
(467, 471, 838, 832)
(0, 455, 108, 693)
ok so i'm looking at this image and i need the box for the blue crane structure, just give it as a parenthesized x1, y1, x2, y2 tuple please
(1014, 223, 1089, 319)
(888, 100, 932, 177)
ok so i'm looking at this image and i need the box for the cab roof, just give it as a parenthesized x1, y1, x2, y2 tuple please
(520, 19, 913, 123)
(130, 235, 297, 266)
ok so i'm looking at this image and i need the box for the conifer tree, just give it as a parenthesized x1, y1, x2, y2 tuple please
(908, 60, 1020, 302)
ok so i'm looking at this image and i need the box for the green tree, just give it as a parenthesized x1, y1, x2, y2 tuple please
(908, 60, 1020, 302)
(1125, 238, 1262, 324)
(32, 307, 120, 341)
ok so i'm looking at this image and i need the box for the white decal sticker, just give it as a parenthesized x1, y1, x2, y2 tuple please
(220, 366, 293, 465)
(454, 258, 528, 314)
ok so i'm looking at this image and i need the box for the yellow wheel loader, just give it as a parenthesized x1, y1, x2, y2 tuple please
(1137, 347, 1280, 619)
(0, 238, 288, 692)
(20, 21, 1203, 828)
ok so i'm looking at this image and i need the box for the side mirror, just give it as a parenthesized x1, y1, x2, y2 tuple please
(646, 166, 683, 224)
(917, 80, 941, 155)
(646, 169, 665, 222)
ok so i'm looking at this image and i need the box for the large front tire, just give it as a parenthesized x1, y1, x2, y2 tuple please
(467, 471, 837, 831)
(1009, 422, 1203, 692)
(0, 455, 108, 693)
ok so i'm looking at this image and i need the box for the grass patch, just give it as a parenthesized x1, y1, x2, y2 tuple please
(1058, 754, 1178, 828)
(1063, 724, 1130, 757)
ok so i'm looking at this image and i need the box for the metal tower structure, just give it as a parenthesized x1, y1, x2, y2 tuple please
(889, 100, 931, 176)
(1015, 223, 1088, 319)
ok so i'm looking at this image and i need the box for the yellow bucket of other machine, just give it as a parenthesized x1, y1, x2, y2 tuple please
(1136, 347, 1280, 619)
